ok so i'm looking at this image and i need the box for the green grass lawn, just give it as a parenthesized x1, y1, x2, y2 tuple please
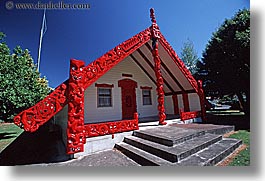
(228, 130, 250, 166)
(0, 123, 23, 152)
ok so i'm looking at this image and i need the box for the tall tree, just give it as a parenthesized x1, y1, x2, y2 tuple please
(0, 33, 51, 122)
(180, 39, 200, 75)
(200, 9, 250, 114)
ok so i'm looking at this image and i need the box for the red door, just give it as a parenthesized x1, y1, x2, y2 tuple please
(118, 79, 137, 119)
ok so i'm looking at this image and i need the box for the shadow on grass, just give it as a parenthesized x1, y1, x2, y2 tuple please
(0, 123, 71, 166)
(204, 112, 250, 131)
(0, 132, 18, 140)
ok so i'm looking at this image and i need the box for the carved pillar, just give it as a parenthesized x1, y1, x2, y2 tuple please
(172, 94, 179, 115)
(182, 93, 190, 112)
(67, 59, 86, 154)
(150, 8, 166, 125)
(198, 80, 206, 121)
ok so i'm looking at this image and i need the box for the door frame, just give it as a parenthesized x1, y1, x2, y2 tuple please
(118, 79, 138, 119)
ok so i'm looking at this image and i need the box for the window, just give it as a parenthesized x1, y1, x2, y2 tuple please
(97, 88, 112, 107)
(142, 89, 152, 105)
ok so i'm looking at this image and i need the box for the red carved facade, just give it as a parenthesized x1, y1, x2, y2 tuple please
(158, 31, 207, 121)
(12, 8, 207, 156)
(158, 33, 199, 94)
(13, 28, 151, 133)
(180, 109, 201, 121)
(150, 8, 166, 125)
(85, 113, 139, 138)
(13, 82, 68, 132)
(67, 59, 86, 154)
(83, 28, 151, 90)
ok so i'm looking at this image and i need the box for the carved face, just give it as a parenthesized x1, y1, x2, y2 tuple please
(70, 59, 85, 81)
(71, 60, 85, 72)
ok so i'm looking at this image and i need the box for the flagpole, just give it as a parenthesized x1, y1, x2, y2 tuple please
(37, 8, 46, 72)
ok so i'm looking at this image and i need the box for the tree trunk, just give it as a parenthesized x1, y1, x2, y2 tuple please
(236, 91, 249, 116)
(236, 92, 245, 111)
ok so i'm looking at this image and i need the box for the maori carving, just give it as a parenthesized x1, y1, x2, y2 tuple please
(13, 82, 68, 132)
(158, 32, 199, 93)
(150, 8, 160, 39)
(67, 59, 86, 154)
(14, 28, 151, 133)
(158, 32, 207, 121)
(150, 8, 166, 125)
(180, 109, 201, 121)
(83, 28, 151, 89)
(85, 113, 139, 137)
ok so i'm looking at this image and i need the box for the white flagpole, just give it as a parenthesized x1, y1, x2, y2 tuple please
(37, 9, 47, 72)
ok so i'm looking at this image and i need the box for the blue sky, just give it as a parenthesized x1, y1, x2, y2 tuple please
(0, 0, 249, 88)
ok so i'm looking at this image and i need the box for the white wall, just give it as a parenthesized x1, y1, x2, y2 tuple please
(84, 56, 159, 124)
(177, 94, 184, 111)
(188, 93, 201, 112)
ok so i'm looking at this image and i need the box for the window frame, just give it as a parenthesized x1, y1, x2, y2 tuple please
(97, 87, 113, 108)
(142, 89, 152, 106)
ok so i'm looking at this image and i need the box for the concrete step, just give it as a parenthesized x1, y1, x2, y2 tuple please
(177, 138, 242, 166)
(124, 133, 222, 162)
(204, 125, 235, 135)
(115, 142, 173, 166)
(133, 126, 205, 146)
(169, 124, 235, 135)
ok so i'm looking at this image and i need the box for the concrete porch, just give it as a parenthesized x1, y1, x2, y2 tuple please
(44, 123, 239, 166)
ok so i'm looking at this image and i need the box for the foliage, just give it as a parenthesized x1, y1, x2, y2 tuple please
(0, 33, 50, 122)
(180, 39, 199, 75)
(228, 130, 250, 166)
(198, 9, 250, 113)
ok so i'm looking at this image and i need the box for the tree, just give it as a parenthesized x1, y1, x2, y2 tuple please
(180, 39, 200, 75)
(200, 9, 250, 114)
(0, 33, 51, 122)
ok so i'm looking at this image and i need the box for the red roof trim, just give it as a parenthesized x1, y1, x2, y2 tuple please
(83, 28, 151, 89)
(158, 32, 199, 93)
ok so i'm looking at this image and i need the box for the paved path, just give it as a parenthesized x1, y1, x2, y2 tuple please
(42, 149, 139, 166)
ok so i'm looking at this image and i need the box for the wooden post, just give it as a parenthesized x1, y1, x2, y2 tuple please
(182, 93, 190, 112)
(172, 94, 179, 115)
(150, 8, 166, 125)
(67, 59, 86, 154)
